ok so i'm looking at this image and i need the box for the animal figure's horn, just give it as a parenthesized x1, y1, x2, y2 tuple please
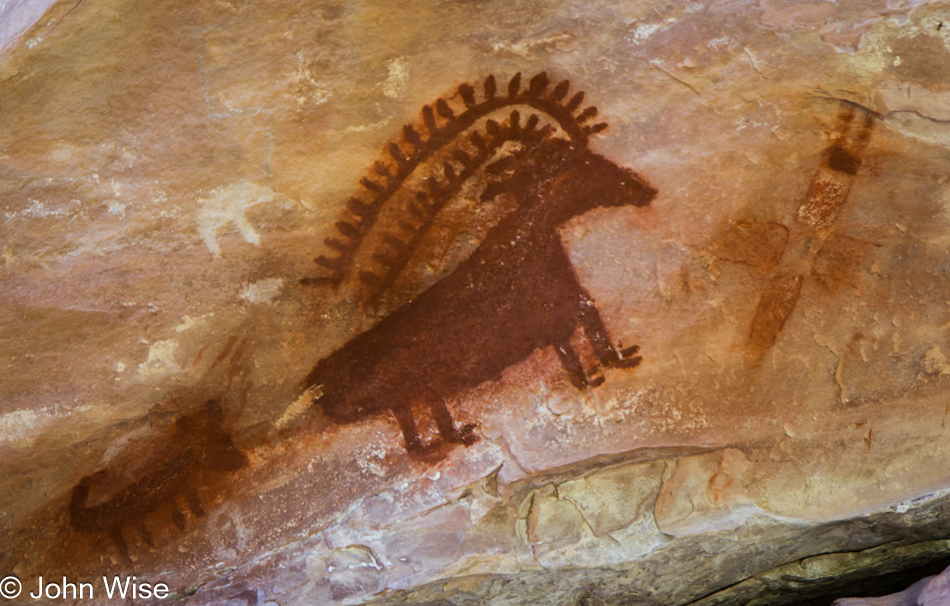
(528, 72, 549, 97)
(303, 72, 610, 291)
(508, 73, 522, 98)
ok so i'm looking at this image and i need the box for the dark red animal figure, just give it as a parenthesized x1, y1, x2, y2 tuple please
(301, 73, 656, 455)
(69, 399, 247, 560)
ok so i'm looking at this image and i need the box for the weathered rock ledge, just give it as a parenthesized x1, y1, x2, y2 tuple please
(178, 448, 950, 605)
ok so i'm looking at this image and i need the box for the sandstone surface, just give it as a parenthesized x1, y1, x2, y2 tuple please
(2, 0, 950, 604)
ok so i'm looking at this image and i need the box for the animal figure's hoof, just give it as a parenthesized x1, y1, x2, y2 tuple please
(611, 356, 642, 369)
(607, 345, 642, 369)
(454, 423, 479, 446)
(567, 368, 590, 391)
(619, 344, 639, 357)
(405, 440, 438, 456)
(566, 369, 590, 390)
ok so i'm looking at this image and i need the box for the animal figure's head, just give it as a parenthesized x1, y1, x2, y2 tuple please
(567, 146, 656, 212)
(175, 399, 248, 472)
(484, 137, 656, 228)
(304, 71, 657, 302)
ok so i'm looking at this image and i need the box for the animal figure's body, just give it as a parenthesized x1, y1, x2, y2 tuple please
(302, 73, 656, 455)
(69, 400, 247, 560)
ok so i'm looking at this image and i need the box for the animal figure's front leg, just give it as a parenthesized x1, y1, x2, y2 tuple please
(391, 399, 477, 455)
(135, 521, 154, 548)
(391, 402, 427, 454)
(428, 399, 477, 446)
(555, 341, 592, 389)
(577, 294, 642, 372)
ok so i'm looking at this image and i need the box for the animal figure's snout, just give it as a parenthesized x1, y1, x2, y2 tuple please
(622, 168, 657, 208)
(584, 157, 656, 211)
(217, 442, 249, 471)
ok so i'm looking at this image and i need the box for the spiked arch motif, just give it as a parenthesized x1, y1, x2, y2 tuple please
(302, 72, 609, 300)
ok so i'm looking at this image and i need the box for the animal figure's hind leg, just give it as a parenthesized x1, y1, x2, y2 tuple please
(108, 525, 131, 562)
(577, 297, 641, 371)
(136, 521, 154, 548)
(392, 403, 427, 454)
(555, 341, 591, 389)
(428, 399, 477, 446)
(185, 489, 205, 517)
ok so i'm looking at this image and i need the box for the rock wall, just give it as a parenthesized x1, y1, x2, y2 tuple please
(2, 0, 950, 604)
(0, 0, 59, 56)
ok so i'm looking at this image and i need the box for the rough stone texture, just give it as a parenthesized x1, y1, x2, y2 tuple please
(3, 0, 950, 604)
(0, 0, 59, 56)
(835, 563, 950, 606)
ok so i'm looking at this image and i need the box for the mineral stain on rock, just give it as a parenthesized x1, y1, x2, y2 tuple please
(746, 106, 876, 360)
(298, 73, 656, 456)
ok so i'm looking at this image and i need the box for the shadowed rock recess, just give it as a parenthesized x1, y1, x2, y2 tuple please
(3, 0, 950, 604)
